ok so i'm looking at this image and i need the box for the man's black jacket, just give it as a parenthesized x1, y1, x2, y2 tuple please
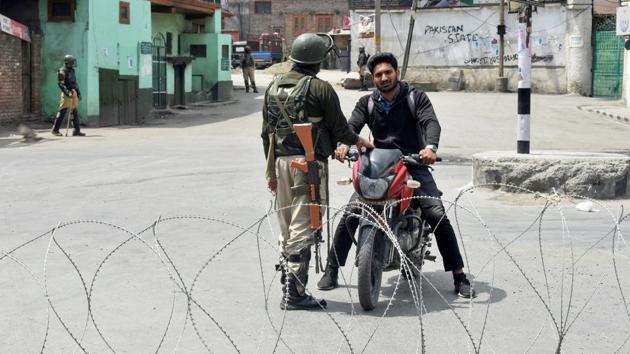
(348, 81, 441, 154)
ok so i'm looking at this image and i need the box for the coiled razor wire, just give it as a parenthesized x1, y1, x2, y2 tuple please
(1, 183, 629, 353)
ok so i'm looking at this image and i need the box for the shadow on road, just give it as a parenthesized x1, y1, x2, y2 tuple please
(324, 270, 507, 317)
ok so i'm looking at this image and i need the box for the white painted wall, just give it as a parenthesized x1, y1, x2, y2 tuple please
(350, 5, 592, 94)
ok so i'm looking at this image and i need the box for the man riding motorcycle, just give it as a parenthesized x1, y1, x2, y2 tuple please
(317, 52, 476, 298)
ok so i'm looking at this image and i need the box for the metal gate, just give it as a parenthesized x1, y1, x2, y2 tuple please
(592, 16, 624, 98)
(152, 33, 167, 109)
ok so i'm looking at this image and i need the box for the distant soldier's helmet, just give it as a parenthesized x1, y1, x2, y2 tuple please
(359, 47, 365, 52)
(289, 33, 333, 65)
(64, 54, 76, 66)
(244, 46, 251, 53)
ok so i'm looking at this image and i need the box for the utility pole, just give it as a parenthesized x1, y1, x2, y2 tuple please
(401, 0, 419, 80)
(517, 5, 532, 154)
(375, 0, 381, 53)
(496, 0, 508, 91)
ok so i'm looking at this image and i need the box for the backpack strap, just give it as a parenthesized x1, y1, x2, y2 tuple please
(367, 90, 416, 118)
(407, 90, 416, 116)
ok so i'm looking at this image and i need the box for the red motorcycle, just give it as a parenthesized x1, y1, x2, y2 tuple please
(340, 148, 437, 311)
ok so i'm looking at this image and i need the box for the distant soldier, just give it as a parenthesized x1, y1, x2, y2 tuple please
(357, 47, 370, 91)
(241, 46, 258, 93)
(51, 55, 85, 136)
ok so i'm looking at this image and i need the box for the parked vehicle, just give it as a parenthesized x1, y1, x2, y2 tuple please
(232, 40, 273, 69)
(251, 51, 273, 69)
(259, 32, 285, 63)
(341, 148, 438, 311)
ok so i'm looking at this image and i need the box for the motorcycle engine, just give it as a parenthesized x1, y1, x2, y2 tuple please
(393, 214, 421, 252)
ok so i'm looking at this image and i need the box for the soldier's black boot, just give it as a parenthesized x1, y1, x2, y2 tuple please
(252, 83, 258, 93)
(317, 265, 338, 290)
(71, 110, 85, 136)
(280, 249, 327, 311)
(245, 83, 249, 93)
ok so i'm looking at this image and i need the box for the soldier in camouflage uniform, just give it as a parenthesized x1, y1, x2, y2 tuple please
(261, 33, 372, 310)
(51, 55, 85, 137)
(240, 46, 258, 93)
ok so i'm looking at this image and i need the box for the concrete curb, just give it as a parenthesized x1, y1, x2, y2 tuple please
(577, 105, 630, 124)
(188, 99, 239, 108)
(473, 151, 630, 199)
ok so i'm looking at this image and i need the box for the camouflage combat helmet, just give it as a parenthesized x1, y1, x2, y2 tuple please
(64, 54, 76, 66)
(289, 33, 333, 65)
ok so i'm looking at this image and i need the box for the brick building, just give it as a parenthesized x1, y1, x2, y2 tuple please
(245, 0, 349, 46)
(0, 0, 42, 125)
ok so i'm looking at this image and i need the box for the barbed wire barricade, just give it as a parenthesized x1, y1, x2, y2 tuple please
(1, 183, 628, 353)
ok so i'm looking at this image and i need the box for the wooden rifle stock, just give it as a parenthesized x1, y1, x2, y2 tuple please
(290, 123, 321, 230)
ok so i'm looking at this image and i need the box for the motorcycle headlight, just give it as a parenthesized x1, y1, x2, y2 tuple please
(358, 175, 391, 200)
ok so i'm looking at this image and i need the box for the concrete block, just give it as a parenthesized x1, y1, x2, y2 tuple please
(410, 81, 438, 92)
(342, 72, 373, 89)
(472, 151, 630, 199)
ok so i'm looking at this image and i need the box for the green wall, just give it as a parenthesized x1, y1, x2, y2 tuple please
(152, 13, 193, 96)
(39, 0, 89, 121)
(87, 0, 151, 119)
(39, 0, 151, 123)
(181, 33, 231, 91)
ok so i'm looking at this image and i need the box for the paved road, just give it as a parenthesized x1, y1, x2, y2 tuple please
(1, 71, 629, 353)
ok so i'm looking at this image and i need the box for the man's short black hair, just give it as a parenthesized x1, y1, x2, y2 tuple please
(367, 52, 398, 74)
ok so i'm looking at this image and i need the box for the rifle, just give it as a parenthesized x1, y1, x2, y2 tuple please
(290, 123, 324, 273)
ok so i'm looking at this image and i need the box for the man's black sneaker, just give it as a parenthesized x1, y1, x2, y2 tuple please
(454, 278, 476, 298)
(72, 132, 86, 136)
(51, 131, 62, 136)
(317, 266, 339, 290)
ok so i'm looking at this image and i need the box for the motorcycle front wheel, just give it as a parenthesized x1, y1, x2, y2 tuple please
(357, 226, 384, 311)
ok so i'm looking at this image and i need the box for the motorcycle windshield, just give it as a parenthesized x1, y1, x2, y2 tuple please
(356, 149, 402, 200)
(358, 148, 403, 178)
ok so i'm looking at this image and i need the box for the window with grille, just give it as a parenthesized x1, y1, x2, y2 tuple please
(119, 2, 130, 24)
(293, 15, 306, 35)
(48, 0, 75, 22)
(254, 1, 271, 14)
(190, 45, 207, 58)
(316, 15, 333, 33)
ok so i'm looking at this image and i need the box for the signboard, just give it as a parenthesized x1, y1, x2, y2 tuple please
(350, 0, 412, 10)
(221, 58, 230, 71)
(0, 14, 30, 42)
(342, 15, 351, 30)
(358, 14, 375, 38)
(419, 0, 495, 9)
(140, 41, 153, 55)
(617, 7, 630, 36)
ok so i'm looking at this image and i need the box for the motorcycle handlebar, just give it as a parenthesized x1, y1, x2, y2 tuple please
(343, 149, 442, 165)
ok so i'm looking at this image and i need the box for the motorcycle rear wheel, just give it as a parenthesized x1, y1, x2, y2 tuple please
(357, 226, 384, 311)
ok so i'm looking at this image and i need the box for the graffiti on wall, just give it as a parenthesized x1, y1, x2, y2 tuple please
(421, 22, 564, 66)
(350, 7, 568, 68)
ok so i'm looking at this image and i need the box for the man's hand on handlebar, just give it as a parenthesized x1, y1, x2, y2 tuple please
(419, 148, 437, 165)
(336, 136, 373, 163)
(335, 145, 350, 162)
(355, 136, 374, 153)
